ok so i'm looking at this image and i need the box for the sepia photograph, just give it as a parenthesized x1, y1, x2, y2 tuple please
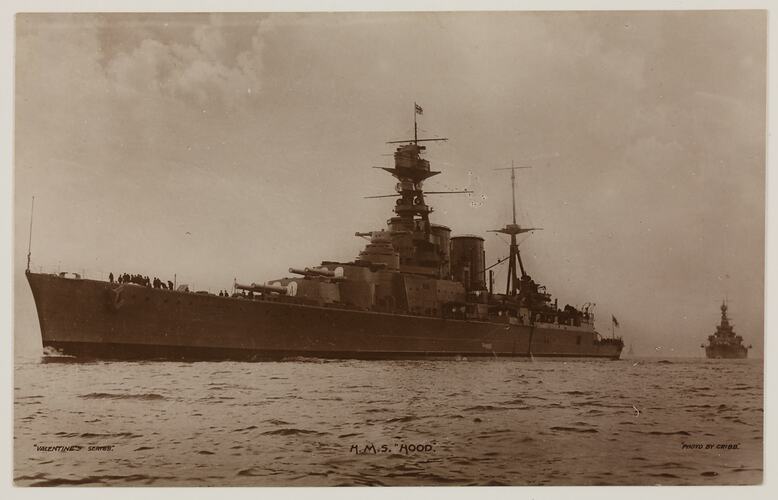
(9, 6, 767, 490)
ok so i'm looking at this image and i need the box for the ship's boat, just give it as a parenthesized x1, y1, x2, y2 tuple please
(25, 108, 624, 361)
(702, 301, 750, 359)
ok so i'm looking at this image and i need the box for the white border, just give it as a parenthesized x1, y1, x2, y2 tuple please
(1, 2, 773, 500)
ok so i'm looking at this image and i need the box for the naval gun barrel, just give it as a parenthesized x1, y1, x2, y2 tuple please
(306, 267, 335, 277)
(235, 282, 288, 295)
(288, 267, 336, 277)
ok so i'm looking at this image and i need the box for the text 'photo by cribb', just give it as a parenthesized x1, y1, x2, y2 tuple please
(13, 11, 764, 487)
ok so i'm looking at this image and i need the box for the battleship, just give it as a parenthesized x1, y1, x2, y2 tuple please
(25, 107, 623, 361)
(702, 301, 750, 359)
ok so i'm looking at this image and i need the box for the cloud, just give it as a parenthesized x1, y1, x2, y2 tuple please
(105, 22, 265, 109)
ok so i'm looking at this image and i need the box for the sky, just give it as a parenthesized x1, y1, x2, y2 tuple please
(12, 11, 766, 358)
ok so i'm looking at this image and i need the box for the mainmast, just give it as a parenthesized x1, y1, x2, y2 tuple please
(490, 163, 541, 295)
(511, 163, 517, 225)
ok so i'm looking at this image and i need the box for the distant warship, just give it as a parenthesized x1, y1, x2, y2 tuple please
(25, 106, 623, 361)
(702, 301, 749, 359)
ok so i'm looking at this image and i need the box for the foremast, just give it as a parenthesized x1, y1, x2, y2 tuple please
(362, 104, 470, 278)
(717, 301, 733, 334)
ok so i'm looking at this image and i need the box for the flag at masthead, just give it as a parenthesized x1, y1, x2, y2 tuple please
(413, 102, 424, 144)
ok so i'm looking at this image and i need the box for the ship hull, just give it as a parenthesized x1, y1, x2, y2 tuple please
(705, 345, 748, 359)
(27, 273, 623, 361)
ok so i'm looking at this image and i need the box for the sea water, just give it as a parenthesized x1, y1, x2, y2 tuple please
(14, 355, 763, 486)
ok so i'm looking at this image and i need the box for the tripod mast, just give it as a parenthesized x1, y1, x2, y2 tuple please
(490, 164, 541, 295)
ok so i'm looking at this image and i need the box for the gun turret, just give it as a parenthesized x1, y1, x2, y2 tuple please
(235, 282, 288, 295)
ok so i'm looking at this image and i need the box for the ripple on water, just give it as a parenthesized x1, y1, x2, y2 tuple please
(641, 430, 691, 436)
(386, 416, 416, 423)
(79, 392, 166, 401)
(260, 428, 328, 436)
(14, 357, 763, 486)
(549, 426, 598, 433)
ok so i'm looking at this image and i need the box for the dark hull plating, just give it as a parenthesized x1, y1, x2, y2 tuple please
(27, 273, 623, 361)
(705, 345, 748, 359)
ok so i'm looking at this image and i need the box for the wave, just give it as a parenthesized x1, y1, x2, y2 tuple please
(79, 431, 143, 439)
(417, 473, 466, 484)
(237, 468, 265, 477)
(646, 462, 695, 470)
(23, 473, 157, 486)
(550, 426, 598, 433)
(464, 405, 509, 412)
(335, 477, 387, 486)
(386, 416, 416, 423)
(260, 428, 327, 436)
(280, 356, 327, 363)
(79, 392, 165, 401)
(233, 425, 258, 432)
(642, 430, 691, 436)
(40, 356, 95, 365)
(263, 419, 291, 425)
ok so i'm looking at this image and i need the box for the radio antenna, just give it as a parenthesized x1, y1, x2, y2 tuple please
(26, 196, 35, 272)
